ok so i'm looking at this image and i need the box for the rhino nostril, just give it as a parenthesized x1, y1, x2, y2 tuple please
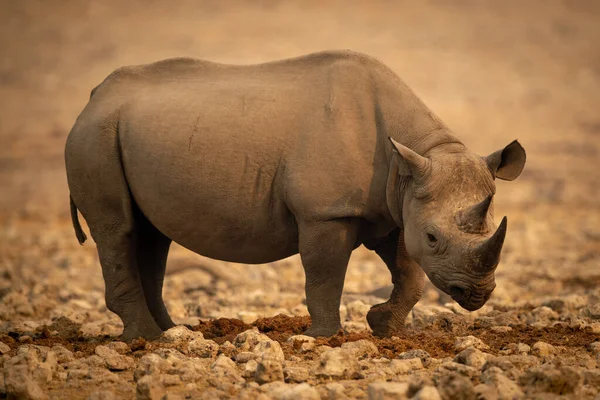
(449, 285, 471, 300)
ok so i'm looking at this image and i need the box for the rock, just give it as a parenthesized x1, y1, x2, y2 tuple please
(87, 391, 116, 400)
(436, 372, 475, 400)
(346, 300, 371, 322)
(51, 345, 74, 363)
(255, 354, 284, 384)
(411, 305, 452, 328)
(95, 345, 134, 371)
(136, 374, 164, 400)
(243, 359, 259, 378)
(499, 342, 530, 356)
(412, 386, 441, 400)
(473, 384, 498, 400)
(253, 339, 285, 363)
(531, 306, 559, 322)
(591, 342, 600, 355)
(160, 325, 204, 342)
(188, 338, 219, 358)
(287, 335, 315, 353)
(454, 346, 488, 369)
(583, 369, 600, 388)
(481, 368, 523, 399)
(0, 341, 10, 354)
(342, 321, 368, 333)
(454, 336, 490, 351)
(134, 353, 168, 381)
(324, 382, 347, 399)
(235, 351, 258, 363)
(7, 345, 58, 385)
(219, 341, 236, 357)
(233, 328, 271, 351)
(388, 358, 423, 374)
(211, 353, 244, 383)
(436, 361, 478, 378)
(275, 383, 320, 400)
(398, 349, 432, 367)
(490, 326, 512, 334)
(3, 363, 48, 400)
(314, 348, 360, 380)
(518, 366, 581, 395)
(581, 304, 600, 320)
(105, 341, 129, 354)
(283, 366, 309, 383)
(341, 339, 378, 358)
(367, 381, 409, 400)
(238, 311, 259, 324)
(531, 341, 555, 357)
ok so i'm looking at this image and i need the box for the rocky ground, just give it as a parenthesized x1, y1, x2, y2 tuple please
(1, 1, 599, 399)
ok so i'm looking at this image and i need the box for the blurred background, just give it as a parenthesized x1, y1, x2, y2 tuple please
(1, 0, 599, 332)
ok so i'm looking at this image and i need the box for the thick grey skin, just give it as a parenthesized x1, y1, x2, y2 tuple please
(65, 50, 526, 340)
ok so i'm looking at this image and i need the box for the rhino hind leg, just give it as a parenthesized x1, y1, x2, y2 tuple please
(299, 219, 358, 337)
(133, 205, 175, 331)
(65, 116, 163, 341)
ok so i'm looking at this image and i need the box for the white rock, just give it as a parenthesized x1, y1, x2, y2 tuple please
(0, 341, 10, 354)
(388, 358, 423, 374)
(313, 347, 360, 380)
(287, 335, 315, 353)
(275, 383, 320, 400)
(243, 359, 259, 378)
(255, 354, 284, 384)
(346, 300, 371, 322)
(454, 336, 490, 351)
(341, 339, 379, 358)
(87, 391, 116, 400)
(233, 328, 271, 351)
(3, 363, 48, 400)
(136, 374, 164, 400)
(160, 325, 203, 342)
(238, 311, 259, 324)
(188, 338, 219, 358)
(324, 382, 347, 399)
(235, 351, 258, 363)
(453, 346, 488, 369)
(95, 345, 134, 371)
(481, 369, 524, 400)
(367, 381, 409, 400)
(253, 339, 285, 363)
(51, 345, 74, 363)
(412, 386, 441, 400)
(283, 366, 309, 383)
(531, 341, 555, 357)
(342, 321, 368, 333)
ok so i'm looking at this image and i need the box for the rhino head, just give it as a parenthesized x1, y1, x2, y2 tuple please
(389, 138, 526, 311)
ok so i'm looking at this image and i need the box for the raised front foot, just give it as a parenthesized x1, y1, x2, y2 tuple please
(367, 301, 408, 337)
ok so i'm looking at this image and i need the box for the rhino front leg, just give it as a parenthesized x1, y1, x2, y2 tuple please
(365, 229, 425, 337)
(299, 219, 358, 337)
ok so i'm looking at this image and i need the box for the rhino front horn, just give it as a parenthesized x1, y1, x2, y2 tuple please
(457, 195, 492, 233)
(476, 216, 507, 271)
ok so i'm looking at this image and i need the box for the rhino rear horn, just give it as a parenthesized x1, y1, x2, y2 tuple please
(456, 195, 492, 233)
(475, 216, 507, 271)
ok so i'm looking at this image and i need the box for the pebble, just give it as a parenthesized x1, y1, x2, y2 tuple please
(95, 345, 134, 371)
(160, 325, 204, 342)
(283, 366, 310, 383)
(454, 336, 490, 351)
(367, 381, 409, 400)
(313, 347, 360, 380)
(453, 346, 488, 369)
(188, 338, 219, 358)
(255, 354, 285, 384)
(531, 341, 555, 357)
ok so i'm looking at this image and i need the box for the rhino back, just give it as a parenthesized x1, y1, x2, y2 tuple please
(82, 51, 398, 262)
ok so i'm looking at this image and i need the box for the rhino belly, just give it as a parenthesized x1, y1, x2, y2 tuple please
(119, 112, 299, 264)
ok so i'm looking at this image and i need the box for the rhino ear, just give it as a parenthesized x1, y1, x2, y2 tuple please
(485, 140, 526, 181)
(388, 137, 430, 178)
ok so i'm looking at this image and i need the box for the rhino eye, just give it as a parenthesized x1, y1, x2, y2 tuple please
(426, 233, 438, 244)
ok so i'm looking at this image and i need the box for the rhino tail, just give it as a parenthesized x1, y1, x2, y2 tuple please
(70, 195, 87, 245)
